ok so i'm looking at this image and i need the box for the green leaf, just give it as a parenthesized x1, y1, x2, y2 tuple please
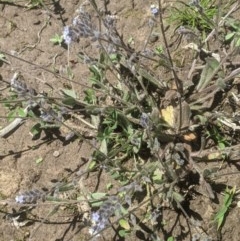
(196, 57, 220, 91)
(99, 139, 108, 155)
(61, 89, 77, 99)
(167, 237, 175, 241)
(7, 109, 17, 122)
(218, 142, 225, 150)
(172, 191, 185, 203)
(152, 168, 163, 184)
(155, 45, 164, 54)
(119, 230, 129, 237)
(225, 32, 235, 41)
(214, 186, 236, 230)
(89, 192, 106, 207)
(17, 108, 27, 118)
(89, 65, 102, 84)
(106, 183, 113, 190)
(119, 206, 128, 215)
(111, 171, 120, 179)
(91, 115, 100, 129)
(50, 34, 63, 45)
(119, 219, 130, 230)
(194, 115, 208, 125)
(227, 19, 240, 30)
(27, 110, 35, 118)
(236, 38, 240, 47)
(35, 157, 43, 164)
(0, 52, 8, 64)
(88, 160, 96, 171)
(90, 201, 103, 207)
(0, 53, 5, 60)
(130, 135, 141, 154)
(67, 66, 74, 79)
(57, 183, 75, 192)
(26, 0, 43, 8)
(84, 89, 96, 104)
(109, 53, 119, 62)
(62, 97, 77, 106)
(91, 192, 106, 200)
(30, 123, 42, 138)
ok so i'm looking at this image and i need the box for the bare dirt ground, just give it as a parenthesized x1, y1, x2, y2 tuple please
(1, 1, 240, 241)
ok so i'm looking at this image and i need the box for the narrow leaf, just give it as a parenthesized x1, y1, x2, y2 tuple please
(214, 186, 235, 230)
(236, 38, 240, 47)
(91, 192, 106, 200)
(196, 57, 220, 91)
(225, 32, 235, 41)
(61, 89, 77, 99)
(88, 160, 96, 170)
(99, 139, 108, 155)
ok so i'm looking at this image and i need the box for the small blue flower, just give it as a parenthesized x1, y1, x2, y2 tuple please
(140, 113, 149, 128)
(62, 26, 72, 45)
(89, 211, 108, 236)
(91, 212, 100, 222)
(150, 5, 159, 16)
(72, 16, 79, 26)
(40, 110, 54, 122)
(189, 0, 200, 7)
(15, 195, 25, 203)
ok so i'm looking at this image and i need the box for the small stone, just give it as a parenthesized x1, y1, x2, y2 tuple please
(149, 34, 159, 43)
(53, 151, 60, 157)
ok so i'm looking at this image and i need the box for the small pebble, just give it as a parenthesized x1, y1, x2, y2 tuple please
(149, 34, 159, 43)
(53, 151, 60, 157)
